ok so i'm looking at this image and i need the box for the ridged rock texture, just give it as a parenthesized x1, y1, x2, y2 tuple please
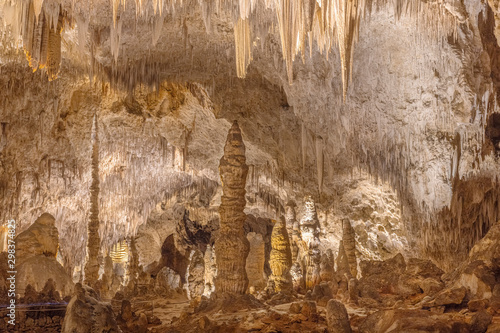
(84, 115, 101, 287)
(269, 216, 293, 293)
(214, 121, 250, 295)
(342, 218, 358, 278)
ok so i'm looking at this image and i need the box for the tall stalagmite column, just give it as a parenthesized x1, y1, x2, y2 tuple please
(269, 216, 293, 292)
(85, 115, 101, 286)
(215, 121, 250, 294)
(342, 218, 357, 278)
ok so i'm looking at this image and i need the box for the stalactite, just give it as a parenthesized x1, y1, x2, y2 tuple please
(46, 7, 63, 80)
(269, 216, 293, 293)
(215, 121, 250, 295)
(234, 18, 253, 79)
(342, 218, 357, 278)
(84, 114, 101, 287)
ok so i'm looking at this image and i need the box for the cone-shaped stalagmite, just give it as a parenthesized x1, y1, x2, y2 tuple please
(215, 121, 250, 295)
(269, 216, 293, 292)
(84, 115, 101, 287)
(342, 218, 357, 278)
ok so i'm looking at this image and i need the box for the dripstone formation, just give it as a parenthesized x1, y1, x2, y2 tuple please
(85, 115, 101, 287)
(214, 121, 250, 295)
(342, 218, 358, 278)
(269, 216, 293, 292)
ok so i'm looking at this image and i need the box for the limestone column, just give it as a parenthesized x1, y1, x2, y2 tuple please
(85, 115, 101, 287)
(215, 121, 250, 294)
(269, 216, 293, 292)
(342, 218, 357, 278)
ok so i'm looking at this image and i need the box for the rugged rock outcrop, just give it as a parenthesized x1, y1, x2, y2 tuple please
(326, 299, 352, 333)
(269, 216, 293, 293)
(116, 299, 148, 333)
(15, 212, 58, 262)
(62, 283, 120, 333)
(215, 121, 250, 295)
(15, 213, 73, 297)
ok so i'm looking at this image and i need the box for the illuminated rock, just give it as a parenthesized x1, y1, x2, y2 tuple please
(269, 216, 293, 293)
(215, 121, 250, 295)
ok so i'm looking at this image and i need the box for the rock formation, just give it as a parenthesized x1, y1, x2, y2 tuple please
(298, 196, 322, 290)
(15, 213, 74, 296)
(116, 299, 148, 333)
(342, 218, 358, 278)
(186, 249, 205, 299)
(320, 249, 335, 282)
(15, 212, 58, 262)
(214, 121, 250, 295)
(326, 299, 352, 333)
(246, 232, 267, 292)
(269, 216, 293, 293)
(203, 244, 217, 296)
(285, 203, 300, 262)
(85, 115, 102, 287)
(62, 283, 120, 333)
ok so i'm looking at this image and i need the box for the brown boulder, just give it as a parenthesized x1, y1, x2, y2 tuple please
(326, 299, 352, 333)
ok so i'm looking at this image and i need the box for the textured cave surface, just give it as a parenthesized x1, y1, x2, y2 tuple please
(3, 0, 500, 332)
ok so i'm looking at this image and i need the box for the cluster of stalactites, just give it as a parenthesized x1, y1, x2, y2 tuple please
(4, 0, 65, 81)
(231, 0, 460, 100)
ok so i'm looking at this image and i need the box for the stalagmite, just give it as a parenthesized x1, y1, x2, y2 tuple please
(336, 240, 351, 278)
(342, 218, 357, 278)
(84, 115, 101, 287)
(214, 121, 250, 295)
(285, 202, 299, 262)
(246, 232, 267, 292)
(320, 249, 335, 282)
(269, 216, 293, 293)
(298, 196, 321, 290)
(203, 244, 217, 296)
